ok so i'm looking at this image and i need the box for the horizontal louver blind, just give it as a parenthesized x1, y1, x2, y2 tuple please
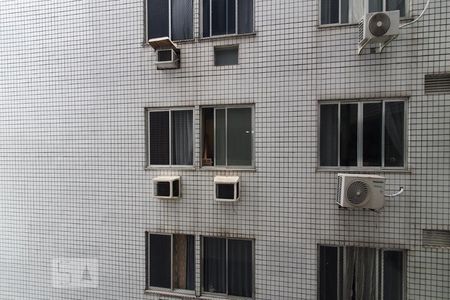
(422, 229, 450, 248)
(424, 74, 450, 94)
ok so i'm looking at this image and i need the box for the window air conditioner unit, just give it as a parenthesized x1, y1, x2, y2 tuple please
(214, 176, 240, 202)
(153, 176, 181, 199)
(336, 174, 385, 209)
(148, 37, 180, 70)
(358, 10, 400, 54)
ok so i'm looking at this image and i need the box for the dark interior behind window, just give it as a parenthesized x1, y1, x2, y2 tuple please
(147, 0, 170, 39)
(228, 239, 253, 297)
(320, 104, 338, 166)
(384, 101, 404, 167)
(203, 237, 227, 293)
(149, 234, 171, 288)
(149, 111, 170, 165)
(340, 104, 358, 166)
(363, 103, 382, 166)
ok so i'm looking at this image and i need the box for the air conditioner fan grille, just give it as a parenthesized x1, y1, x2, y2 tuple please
(347, 181, 369, 205)
(369, 12, 391, 37)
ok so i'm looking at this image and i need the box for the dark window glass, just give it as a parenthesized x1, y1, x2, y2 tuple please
(227, 108, 252, 166)
(171, 110, 193, 165)
(228, 239, 253, 297)
(215, 46, 239, 66)
(203, 237, 226, 293)
(387, 0, 405, 16)
(215, 109, 226, 166)
(384, 102, 404, 167)
(321, 0, 339, 24)
(171, 0, 193, 40)
(383, 251, 404, 300)
(363, 103, 382, 166)
(369, 0, 383, 13)
(147, 0, 170, 39)
(238, 0, 253, 33)
(149, 234, 171, 288)
(319, 246, 338, 300)
(341, 0, 349, 23)
(320, 104, 339, 166)
(158, 50, 173, 61)
(149, 111, 169, 165)
(227, 0, 236, 34)
(173, 235, 195, 290)
(340, 104, 358, 166)
(172, 180, 180, 197)
(202, 0, 210, 37)
(217, 183, 235, 199)
(212, 0, 228, 35)
(202, 108, 215, 166)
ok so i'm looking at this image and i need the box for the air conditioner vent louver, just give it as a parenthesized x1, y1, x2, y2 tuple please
(347, 181, 369, 205)
(423, 229, 450, 248)
(424, 73, 450, 94)
(358, 19, 365, 43)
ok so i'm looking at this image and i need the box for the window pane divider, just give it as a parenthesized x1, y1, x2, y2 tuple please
(225, 238, 229, 295)
(168, 0, 172, 39)
(169, 111, 172, 165)
(381, 102, 386, 168)
(225, 108, 228, 166)
(357, 103, 363, 167)
(170, 234, 174, 290)
(209, 0, 212, 36)
(213, 108, 217, 166)
(337, 103, 341, 167)
(235, 0, 239, 33)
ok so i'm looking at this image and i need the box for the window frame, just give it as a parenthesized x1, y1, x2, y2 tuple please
(317, 245, 407, 300)
(200, 104, 255, 169)
(201, 0, 256, 38)
(144, 0, 194, 42)
(146, 107, 195, 168)
(145, 232, 196, 294)
(201, 236, 255, 299)
(318, 0, 410, 26)
(317, 99, 408, 171)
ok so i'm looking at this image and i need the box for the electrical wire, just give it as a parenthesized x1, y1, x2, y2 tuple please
(399, 0, 432, 28)
(385, 187, 405, 197)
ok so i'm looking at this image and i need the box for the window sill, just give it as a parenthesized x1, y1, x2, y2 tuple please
(316, 167, 411, 174)
(145, 165, 197, 171)
(199, 32, 257, 42)
(145, 289, 197, 299)
(142, 38, 195, 48)
(144, 166, 256, 172)
(144, 289, 245, 300)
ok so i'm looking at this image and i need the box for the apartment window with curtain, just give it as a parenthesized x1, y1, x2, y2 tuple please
(320, 0, 407, 25)
(146, 233, 195, 291)
(202, 237, 253, 298)
(319, 245, 405, 300)
(147, 108, 193, 166)
(319, 100, 406, 169)
(146, 0, 193, 40)
(202, 0, 254, 37)
(201, 106, 254, 167)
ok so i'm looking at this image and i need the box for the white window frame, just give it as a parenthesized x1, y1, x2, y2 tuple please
(144, 0, 194, 41)
(146, 232, 196, 294)
(319, 0, 410, 25)
(201, 0, 255, 38)
(201, 236, 255, 299)
(318, 245, 407, 300)
(200, 105, 255, 169)
(318, 99, 407, 171)
(146, 107, 195, 168)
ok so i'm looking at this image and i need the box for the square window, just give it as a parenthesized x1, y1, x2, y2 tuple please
(214, 46, 239, 66)
(319, 100, 406, 169)
(147, 109, 193, 166)
(147, 233, 195, 290)
(203, 0, 254, 37)
(203, 237, 253, 297)
(146, 0, 193, 41)
(320, 0, 407, 25)
(201, 106, 254, 167)
(318, 245, 405, 300)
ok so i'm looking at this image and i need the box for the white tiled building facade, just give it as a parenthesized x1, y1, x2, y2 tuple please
(0, 0, 449, 299)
